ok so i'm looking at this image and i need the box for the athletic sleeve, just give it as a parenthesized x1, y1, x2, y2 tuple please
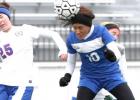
(43, 28, 68, 56)
(117, 44, 128, 79)
(65, 53, 77, 75)
(23, 24, 60, 38)
(23, 24, 67, 56)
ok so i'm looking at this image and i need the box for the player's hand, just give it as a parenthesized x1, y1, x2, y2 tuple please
(59, 73, 71, 87)
(104, 48, 116, 62)
(59, 54, 67, 61)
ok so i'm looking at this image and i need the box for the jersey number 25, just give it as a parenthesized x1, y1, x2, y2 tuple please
(0, 43, 13, 60)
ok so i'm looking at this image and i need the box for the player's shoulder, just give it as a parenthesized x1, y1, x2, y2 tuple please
(94, 24, 106, 30)
(12, 24, 33, 31)
(66, 31, 77, 44)
(69, 31, 75, 35)
(93, 24, 107, 34)
(11, 25, 25, 32)
(21, 24, 41, 32)
(89, 24, 107, 38)
(67, 31, 76, 39)
(22, 24, 34, 28)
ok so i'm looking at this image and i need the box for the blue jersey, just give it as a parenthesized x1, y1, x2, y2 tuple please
(66, 25, 121, 78)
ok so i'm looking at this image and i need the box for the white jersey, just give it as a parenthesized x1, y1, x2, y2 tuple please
(96, 42, 127, 98)
(117, 43, 127, 79)
(0, 24, 67, 86)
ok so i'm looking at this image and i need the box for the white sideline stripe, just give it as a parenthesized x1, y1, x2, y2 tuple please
(33, 62, 81, 68)
(0, 62, 139, 69)
(34, 61, 140, 68)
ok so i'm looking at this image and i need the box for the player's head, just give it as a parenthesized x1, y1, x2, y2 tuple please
(0, 2, 11, 19)
(70, 6, 95, 27)
(102, 22, 120, 40)
(0, 2, 12, 32)
(67, 6, 95, 40)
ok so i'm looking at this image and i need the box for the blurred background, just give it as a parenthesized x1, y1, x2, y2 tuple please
(5, 0, 140, 62)
(1, 0, 140, 100)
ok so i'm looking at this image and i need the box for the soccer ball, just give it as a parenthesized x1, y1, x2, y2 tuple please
(54, 0, 80, 19)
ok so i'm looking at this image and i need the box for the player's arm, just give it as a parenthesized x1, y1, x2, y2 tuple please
(101, 26, 121, 62)
(117, 44, 128, 78)
(35, 27, 67, 58)
(105, 41, 121, 62)
(46, 29, 67, 57)
(59, 53, 76, 87)
(23, 24, 67, 58)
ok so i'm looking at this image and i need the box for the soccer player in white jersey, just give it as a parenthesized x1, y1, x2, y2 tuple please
(0, 2, 67, 100)
(95, 22, 129, 100)
(104, 22, 127, 78)
(59, 6, 135, 100)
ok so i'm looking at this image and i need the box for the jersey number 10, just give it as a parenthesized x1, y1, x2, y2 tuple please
(86, 52, 100, 62)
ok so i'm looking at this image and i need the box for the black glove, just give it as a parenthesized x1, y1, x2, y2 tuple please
(59, 73, 71, 87)
(104, 48, 116, 62)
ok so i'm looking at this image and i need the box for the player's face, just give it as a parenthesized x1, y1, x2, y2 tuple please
(72, 23, 90, 40)
(108, 28, 120, 39)
(0, 14, 12, 32)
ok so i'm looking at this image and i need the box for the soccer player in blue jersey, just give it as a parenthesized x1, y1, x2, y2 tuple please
(0, 2, 67, 100)
(59, 6, 135, 100)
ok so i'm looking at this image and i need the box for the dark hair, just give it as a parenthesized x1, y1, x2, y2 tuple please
(60, 6, 95, 27)
(0, 2, 10, 9)
(104, 23, 120, 31)
(78, 6, 95, 19)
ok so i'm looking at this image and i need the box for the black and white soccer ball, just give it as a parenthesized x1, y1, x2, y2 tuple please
(54, 0, 80, 19)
